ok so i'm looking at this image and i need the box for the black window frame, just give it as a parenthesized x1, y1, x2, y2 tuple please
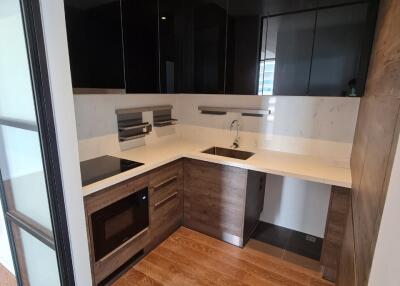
(0, 0, 75, 285)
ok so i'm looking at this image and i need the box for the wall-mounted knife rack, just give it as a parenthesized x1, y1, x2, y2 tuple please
(116, 111, 152, 142)
(153, 107, 178, 127)
(198, 106, 269, 117)
(115, 105, 177, 143)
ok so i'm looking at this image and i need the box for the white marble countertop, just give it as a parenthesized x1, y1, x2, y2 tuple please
(81, 138, 352, 196)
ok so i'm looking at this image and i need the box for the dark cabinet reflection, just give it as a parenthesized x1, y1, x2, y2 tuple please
(256, 0, 376, 96)
(309, 3, 370, 96)
(226, 0, 267, 95)
(64, 0, 377, 97)
(261, 11, 316, 96)
(318, 0, 359, 7)
(64, 0, 125, 90)
(267, 0, 317, 15)
(122, 0, 160, 93)
(180, 0, 228, 94)
(159, 0, 183, 93)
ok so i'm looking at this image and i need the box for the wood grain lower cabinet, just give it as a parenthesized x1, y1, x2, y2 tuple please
(148, 160, 184, 250)
(84, 160, 183, 285)
(183, 158, 265, 247)
(84, 174, 150, 285)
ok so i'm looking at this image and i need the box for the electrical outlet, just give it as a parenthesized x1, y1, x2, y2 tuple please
(305, 235, 317, 243)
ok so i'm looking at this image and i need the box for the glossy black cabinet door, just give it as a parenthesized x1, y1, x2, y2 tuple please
(122, 0, 160, 93)
(159, 0, 183, 93)
(264, 11, 316, 95)
(308, 3, 370, 96)
(267, 0, 317, 15)
(64, 0, 125, 90)
(225, 0, 268, 95)
(180, 0, 228, 94)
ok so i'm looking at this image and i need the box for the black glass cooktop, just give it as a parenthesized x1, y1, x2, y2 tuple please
(80, 155, 144, 186)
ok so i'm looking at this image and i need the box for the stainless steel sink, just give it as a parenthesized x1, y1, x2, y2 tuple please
(202, 147, 255, 160)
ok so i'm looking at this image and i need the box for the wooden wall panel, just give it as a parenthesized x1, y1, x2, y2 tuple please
(321, 186, 351, 282)
(336, 204, 356, 286)
(347, 0, 400, 285)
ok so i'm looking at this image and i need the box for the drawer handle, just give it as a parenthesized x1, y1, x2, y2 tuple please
(153, 175, 178, 191)
(155, 192, 178, 208)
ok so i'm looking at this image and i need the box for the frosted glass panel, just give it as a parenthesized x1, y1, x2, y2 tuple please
(19, 228, 61, 286)
(0, 0, 36, 121)
(1, 1, 64, 284)
(0, 125, 52, 230)
(0, 199, 15, 275)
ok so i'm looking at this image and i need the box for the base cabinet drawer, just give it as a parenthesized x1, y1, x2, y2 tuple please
(94, 229, 149, 284)
(149, 191, 182, 249)
(148, 160, 183, 250)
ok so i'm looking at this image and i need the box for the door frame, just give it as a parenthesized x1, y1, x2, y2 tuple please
(0, 0, 75, 284)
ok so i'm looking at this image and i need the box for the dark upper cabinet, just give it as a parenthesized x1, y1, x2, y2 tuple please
(122, 0, 160, 93)
(225, 0, 319, 96)
(227, 0, 377, 96)
(159, 0, 183, 93)
(318, 0, 364, 7)
(64, 0, 125, 90)
(64, 0, 377, 96)
(267, 0, 317, 15)
(266, 11, 316, 96)
(180, 0, 228, 94)
(225, 0, 267, 95)
(309, 3, 371, 96)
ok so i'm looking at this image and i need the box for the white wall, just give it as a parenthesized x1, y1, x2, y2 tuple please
(74, 94, 178, 161)
(175, 94, 359, 164)
(260, 175, 331, 237)
(368, 132, 400, 286)
(39, 0, 92, 285)
(75, 93, 359, 164)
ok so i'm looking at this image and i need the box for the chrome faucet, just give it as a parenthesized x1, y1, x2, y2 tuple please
(230, 120, 240, 149)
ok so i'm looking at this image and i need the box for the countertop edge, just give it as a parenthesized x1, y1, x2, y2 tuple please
(81, 151, 352, 197)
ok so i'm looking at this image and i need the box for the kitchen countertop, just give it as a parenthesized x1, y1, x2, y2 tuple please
(81, 139, 352, 196)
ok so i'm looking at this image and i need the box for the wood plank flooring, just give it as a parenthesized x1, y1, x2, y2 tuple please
(0, 263, 16, 286)
(113, 227, 333, 286)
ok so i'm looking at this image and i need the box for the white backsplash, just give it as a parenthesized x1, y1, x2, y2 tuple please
(74, 93, 359, 163)
(74, 94, 179, 161)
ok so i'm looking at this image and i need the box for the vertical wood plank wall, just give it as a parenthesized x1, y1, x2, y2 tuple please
(321, 186, 351, 282)
(339, 0, 400, 285)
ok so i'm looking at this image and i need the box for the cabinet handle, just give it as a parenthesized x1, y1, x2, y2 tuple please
(153, 175, 178, 191)
(154, 192, 178, 208)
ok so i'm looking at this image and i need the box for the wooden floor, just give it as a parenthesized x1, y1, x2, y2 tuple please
(0, 263, 17, 286)
(113, 227, 334, 286)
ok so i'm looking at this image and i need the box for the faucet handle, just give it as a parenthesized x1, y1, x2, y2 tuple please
(231, 137, 240, 149)
(231, 142, 239, 149)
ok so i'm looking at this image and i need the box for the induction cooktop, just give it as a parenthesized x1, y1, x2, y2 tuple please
(80, 155, 144, 187)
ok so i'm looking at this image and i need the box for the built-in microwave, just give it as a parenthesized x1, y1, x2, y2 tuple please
(91, 188, 149, 261)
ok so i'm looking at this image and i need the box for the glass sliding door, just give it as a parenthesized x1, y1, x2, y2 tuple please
(0, 0, 74, 285)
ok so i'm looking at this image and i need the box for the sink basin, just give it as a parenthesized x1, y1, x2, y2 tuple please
(202, 147, 255, 160)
